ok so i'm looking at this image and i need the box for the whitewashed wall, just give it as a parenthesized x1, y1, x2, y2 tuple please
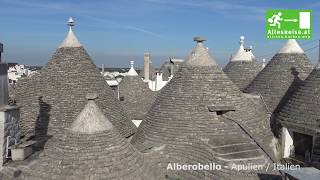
(0, 107, 20, 168)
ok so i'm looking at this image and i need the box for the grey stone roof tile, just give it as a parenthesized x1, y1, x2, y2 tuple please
(15, 35, 136, 138)
(223, 61, 261, 91)
(131, 38, 279, 178)
(244, 53, 313, 113)
(277, 67, 320, 130)
(19, 100, 151, 180)
(118, 74, 157, 120)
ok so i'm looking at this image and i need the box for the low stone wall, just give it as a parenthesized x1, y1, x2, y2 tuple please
(0, 106, 20, 169)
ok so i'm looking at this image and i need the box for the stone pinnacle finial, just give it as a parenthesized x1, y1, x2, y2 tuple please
(86, 93, 98, 100)
(68, 17, 74, 27)
(230, 35, 254, 62)
(240, 36, 245, 46)
(193, 36, 206, 43)
(186, 37, 217, 66)
(59, 17, 82, 48)
(127, 60, 138, 76)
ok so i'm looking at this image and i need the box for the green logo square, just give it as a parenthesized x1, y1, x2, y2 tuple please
(266, 10, 312, 39)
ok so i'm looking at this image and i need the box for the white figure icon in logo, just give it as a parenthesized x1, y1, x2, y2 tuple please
(268, 12, 283, 28)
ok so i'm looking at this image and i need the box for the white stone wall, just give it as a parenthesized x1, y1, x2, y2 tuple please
(0, 106, 20, 168)
(148, 73, 170, 91)
(281, 127, 294, 158)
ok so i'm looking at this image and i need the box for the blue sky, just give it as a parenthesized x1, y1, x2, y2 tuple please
(0, 0, 320, 68)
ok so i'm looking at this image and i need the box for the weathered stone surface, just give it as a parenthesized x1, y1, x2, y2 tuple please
(15, 46, 136, 138)
(0, 63, 8, 107)
(131, 39, 279, 178)
(159, 59, 183, 81)
(8, 84, 16, 106)
(224, 61, 261, 91)
(118, 75, 157, 120)
(276, 67, 320, 166)
(244, 53, 313, 113)
(0, 106, 20, 167)
(277, 67, 320, 129)
(18, 100, 154, 180)
(159, 62, 171, 81)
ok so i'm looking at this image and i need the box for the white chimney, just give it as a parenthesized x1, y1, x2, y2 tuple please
(101, 64, 105, 75)
(262, 58, 266, 68)
(144, 53, 150, 81)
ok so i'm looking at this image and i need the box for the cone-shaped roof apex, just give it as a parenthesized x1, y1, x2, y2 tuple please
(70, 94, 113, 134)
(231, 36, 254, 62)
(59, 17, 82, 48)
(278, 39, 304, 54)
(185, 37, 217, 66)
(127, 61, 138, 76)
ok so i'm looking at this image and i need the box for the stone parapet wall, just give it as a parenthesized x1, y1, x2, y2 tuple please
(0, 63, 8, 107)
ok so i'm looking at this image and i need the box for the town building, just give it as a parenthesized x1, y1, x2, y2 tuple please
(7, 64, 34, 84)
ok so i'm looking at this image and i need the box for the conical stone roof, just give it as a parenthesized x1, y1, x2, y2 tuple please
(223, 36, 261, 91)
(159, 61, 172, 81)
(19, 97, 150, 180)
(118, 61, 157, 120)
(15, 18, 136, 138)
(277, 66, 320, 130)
(131, 37, 279, 178)
(159, 58, 184, 81)
(244, 39, 313, 113)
